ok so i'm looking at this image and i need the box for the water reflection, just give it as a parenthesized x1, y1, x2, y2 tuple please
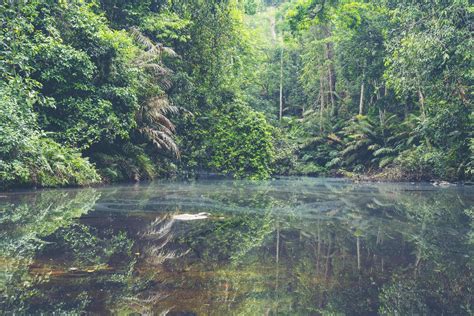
(0, 178, 472, 314)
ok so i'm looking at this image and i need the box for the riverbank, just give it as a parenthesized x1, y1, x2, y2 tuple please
(335, 168, 473, 185)
(3, 168, 472, 192)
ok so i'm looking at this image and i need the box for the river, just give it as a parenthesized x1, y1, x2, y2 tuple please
(1, 178, 472, 314)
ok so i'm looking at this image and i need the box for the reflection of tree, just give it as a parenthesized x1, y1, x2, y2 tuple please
(29, 212, 187, 314)
(181, 212, 273, 264)
(377, 191, 472, 315)
(201, 180, 472, 315)
(0, 189, 100, 313)
(140, 214, 190, 266)
(119, 181, 472, 315)
(270, 184, 473, 315)
(0, 189, 100, 256)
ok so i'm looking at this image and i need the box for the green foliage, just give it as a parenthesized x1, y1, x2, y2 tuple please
(1, 0, 471, 186)
(271, 125, 300, 175)
(30, 138, 101, 187)
(0, 0, 187, 187)
(468, 114, 474, 178)
(92, 143, 156, 182)
(0, 136, 101, 188)
(208, 102, 275, 179)
(339, 115, 378, 170)
(244, 0, 259, 15)
(378, 279, 428, 315)
(0, 79, 100, 188)
(141, 12, 191, 43)
(396, 145, 455, 181)
(268, 0, 472, 181)
(26, 3, 140, 149)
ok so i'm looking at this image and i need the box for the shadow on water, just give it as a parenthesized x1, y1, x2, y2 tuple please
(0, 178, 473, 315)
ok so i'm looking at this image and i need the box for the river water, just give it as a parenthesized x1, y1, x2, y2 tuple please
(0, 178, 472, 314)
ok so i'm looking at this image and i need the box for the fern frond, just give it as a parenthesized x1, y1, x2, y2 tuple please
(342, 144, 358, 156)
(368, 144, 380, 151)
(326, 157, 342, 168)
(373, 147, 395, 157)
(379, 156, 395, 168)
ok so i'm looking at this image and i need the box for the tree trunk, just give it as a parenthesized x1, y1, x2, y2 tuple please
(418, 89, 426, 119)
(418, 88, 433, 148)
(359, 81, 365, 115)
(325, 42, 336, 117)
(320, 74, 325, 130)
(320, 25, 336, 118)
(279, 45, 284, 121)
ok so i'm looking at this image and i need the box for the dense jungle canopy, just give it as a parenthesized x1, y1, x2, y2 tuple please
(0, 0, 472, 188)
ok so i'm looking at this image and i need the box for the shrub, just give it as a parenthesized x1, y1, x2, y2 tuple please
(396, 145, 455, 181)
(208, 101, 275, 179)
(0, 137, 100, 189)
(0, 79, 100, 188)
(92, 143, 156, 183)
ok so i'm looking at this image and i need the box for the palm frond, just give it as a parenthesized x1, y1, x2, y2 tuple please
(142, 63, 173, 76)
(129, 29, 184, 158)
(140, 127, 180, 158)
(161, 46, 178, 57)
(130, 27, 155, 51)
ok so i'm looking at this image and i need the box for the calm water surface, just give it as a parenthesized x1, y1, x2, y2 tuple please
(0, 178, 473, 315)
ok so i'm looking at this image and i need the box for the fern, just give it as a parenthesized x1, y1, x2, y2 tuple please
(326, 157, 342, 168)
(373, 147, 395, 157)
(379, 156, 395, 168)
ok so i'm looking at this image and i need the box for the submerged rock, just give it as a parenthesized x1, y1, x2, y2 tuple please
(172, 212, 210, 221)
(432, 181, 452, 187)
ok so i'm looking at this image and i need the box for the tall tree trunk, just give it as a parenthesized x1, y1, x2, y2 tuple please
(279, 45, 284, 121)
(359, 81, 365, 115)
(320, 75, 325, 130)
(418, 88, 426, 119)
(325, 42, 336, 117)
(321, 25, 336, 118)
(418, 88, 433, 148)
